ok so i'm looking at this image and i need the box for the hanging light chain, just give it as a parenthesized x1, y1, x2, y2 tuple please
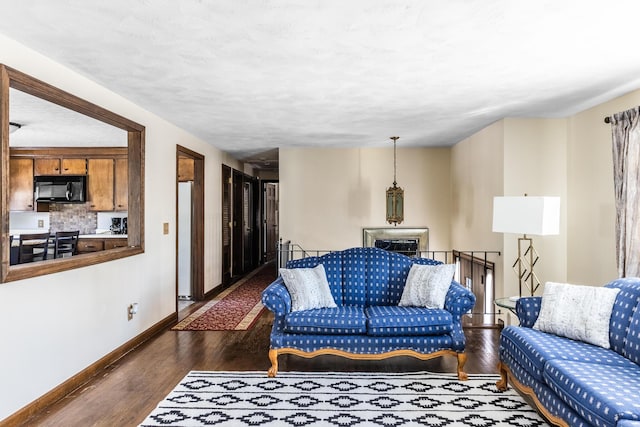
(390, 136, 399, 187)
(386, 136, 403, 226)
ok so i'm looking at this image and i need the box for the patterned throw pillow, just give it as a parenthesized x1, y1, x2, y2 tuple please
(398, 263, 455, 309)
(279, 264, 337, 312)
(533, 282, 620, 348)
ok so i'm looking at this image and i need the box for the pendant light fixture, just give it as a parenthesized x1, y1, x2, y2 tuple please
(386, 136, 404, 226)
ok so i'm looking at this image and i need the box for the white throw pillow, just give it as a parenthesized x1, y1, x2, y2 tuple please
(279, 264, 337, 312)
(533, 282, 620, 348)
(398, 263, 455, 309)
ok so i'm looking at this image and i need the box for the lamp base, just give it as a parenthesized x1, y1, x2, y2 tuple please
(512, 235, 541, 297)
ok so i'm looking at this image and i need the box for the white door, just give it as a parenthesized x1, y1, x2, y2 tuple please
(178, 181, 192, 298)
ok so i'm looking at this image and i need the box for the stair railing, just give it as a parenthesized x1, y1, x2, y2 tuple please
(276, 238, 502, 326)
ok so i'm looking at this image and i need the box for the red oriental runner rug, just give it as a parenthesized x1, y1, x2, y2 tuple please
(172, 262, 276, 331)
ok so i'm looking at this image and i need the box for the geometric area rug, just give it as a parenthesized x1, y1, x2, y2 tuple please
(139, 371, 547, 426)
(172, 262, 276, 331)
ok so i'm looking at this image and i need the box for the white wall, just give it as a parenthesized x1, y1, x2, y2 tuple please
(9, 211, 50, 232)
(279, 147, 452, 251)
(0, 34, 232, 420)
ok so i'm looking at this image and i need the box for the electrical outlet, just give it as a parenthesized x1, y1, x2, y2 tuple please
(38, 219, 44, 228)
(163, 222, 169, 235)
(127, 303, 139, 321)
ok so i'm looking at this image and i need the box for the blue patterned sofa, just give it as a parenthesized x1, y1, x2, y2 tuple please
(497, 278, 640, 427)
(261, 247, 476, 379)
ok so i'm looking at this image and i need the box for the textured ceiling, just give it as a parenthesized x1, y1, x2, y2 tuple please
(9, 89, 127, 148)
(3, 0, 640, 165)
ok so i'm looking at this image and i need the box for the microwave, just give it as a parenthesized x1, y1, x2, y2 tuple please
(34, 175, 87, 203)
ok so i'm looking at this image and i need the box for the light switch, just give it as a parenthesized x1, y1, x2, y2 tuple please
(163, 222, 169, 235)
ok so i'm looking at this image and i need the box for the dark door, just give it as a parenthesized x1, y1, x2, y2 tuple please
(251, 177, 261, 268)
(221, 165, 232, 286)
(242, 179, 253, 272)
(232, 169, 244, 277)
(263, 182, 278, 262)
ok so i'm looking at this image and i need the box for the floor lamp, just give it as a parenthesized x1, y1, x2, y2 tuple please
(492, 196, 560, 297)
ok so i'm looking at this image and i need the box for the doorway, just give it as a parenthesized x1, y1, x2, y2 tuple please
(221, 166, 260, 286)
(177, 180, 193, 303)
(262, 181, 279, 262)
(221, 165, 232, 286)
(176, 146, 205, 314)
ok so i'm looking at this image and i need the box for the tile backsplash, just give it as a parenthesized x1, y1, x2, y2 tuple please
(49, 204, 97, 234)
(10, 208, 129, 235)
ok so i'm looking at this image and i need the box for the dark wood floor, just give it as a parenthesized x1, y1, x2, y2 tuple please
(22, 302, 502, 427)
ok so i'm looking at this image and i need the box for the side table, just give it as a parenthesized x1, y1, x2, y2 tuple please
(494, 296, 519, 315)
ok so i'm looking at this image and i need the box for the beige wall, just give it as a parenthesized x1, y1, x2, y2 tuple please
(450, 121, 505, 292)
(496, 89, 640, 289)
(566, 89, 640, 284)
(0, 34, 234, 420)
(279, 106, 625, 299)
(501, 118, 568, 296)
(449, 117, 569, 327)
(278, 102, 640, 298)
(279, 147, 452, 251)
(452, 97, 640, 294)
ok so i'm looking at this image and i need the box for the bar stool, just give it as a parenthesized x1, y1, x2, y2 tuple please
(53, 230, 80, 259)
(18, 232, 51, 264)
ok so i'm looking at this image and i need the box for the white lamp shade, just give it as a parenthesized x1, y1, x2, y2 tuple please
(492, 196, 560, 236)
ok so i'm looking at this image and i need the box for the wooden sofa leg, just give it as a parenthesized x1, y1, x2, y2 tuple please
(267, 349, 278, 377)
(457, 353, 468, 381)
(496, 361, 508, 391)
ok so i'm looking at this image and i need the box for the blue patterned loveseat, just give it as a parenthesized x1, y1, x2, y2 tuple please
(261, 247, 476, 380)
(497, 278, 640, 427)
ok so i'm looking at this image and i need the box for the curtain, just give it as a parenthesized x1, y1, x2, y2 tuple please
(611, 106, 640, 278)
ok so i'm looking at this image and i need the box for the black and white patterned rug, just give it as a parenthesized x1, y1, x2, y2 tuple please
(139, 371, 546, 426)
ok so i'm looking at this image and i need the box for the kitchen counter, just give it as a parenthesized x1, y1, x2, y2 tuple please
(9, 230, 127, 239)
(79, 234, 128, 239)
(8, 231, 128, 261)
(9, 229, 48, 237)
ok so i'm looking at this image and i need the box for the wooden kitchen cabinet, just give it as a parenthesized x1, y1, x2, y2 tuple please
(9, 158, 34, 211)
(178, 157, 195, 182)
(11, 148, 127, 213)
(77, 237, 127, 254)
(87, 159, 114, 211)
(114, 158, 128, 211)
(104, 238, 128, 250)
(76, 239, 104, 253)
(61, 158, 87, 174)
(34, 158, 86, 175)
(34, 158, 61, 175)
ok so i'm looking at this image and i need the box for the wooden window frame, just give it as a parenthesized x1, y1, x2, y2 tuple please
(0, 64, 145, 283)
